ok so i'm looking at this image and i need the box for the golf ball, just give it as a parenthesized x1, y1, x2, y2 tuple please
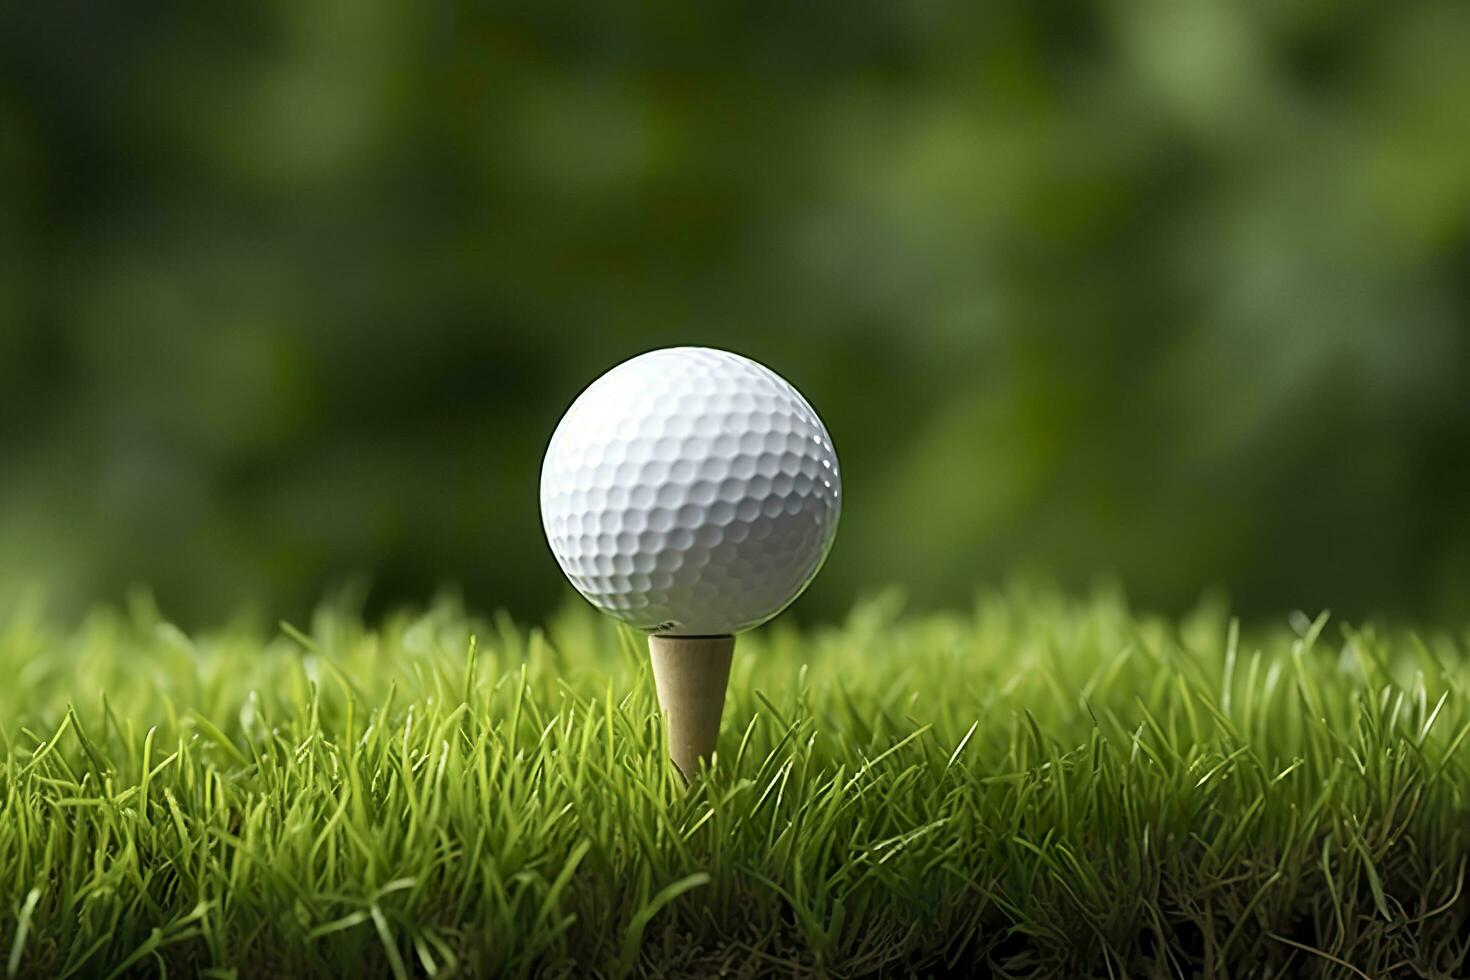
(540, 347, 841, 636)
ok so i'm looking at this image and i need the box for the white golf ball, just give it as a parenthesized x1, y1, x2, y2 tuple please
(540, 347, 841, 636)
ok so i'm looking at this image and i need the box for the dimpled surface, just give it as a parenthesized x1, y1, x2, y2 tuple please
(540, 348, 841, 635)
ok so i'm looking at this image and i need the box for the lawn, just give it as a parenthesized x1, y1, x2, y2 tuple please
(2, 588, 1469, 978)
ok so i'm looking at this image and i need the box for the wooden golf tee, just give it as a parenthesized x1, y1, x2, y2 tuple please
(648, 634, 735, 780)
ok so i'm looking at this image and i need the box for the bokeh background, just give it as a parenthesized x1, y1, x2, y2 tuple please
(2, 3, 1469, 627)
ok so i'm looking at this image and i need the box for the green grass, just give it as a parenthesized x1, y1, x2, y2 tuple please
(3, 588, 1470, 978)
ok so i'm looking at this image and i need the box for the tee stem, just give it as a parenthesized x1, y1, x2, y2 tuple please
(647, 634, 735, 780)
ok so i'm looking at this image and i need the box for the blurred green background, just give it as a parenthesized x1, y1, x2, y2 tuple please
(2, 2, 1468, 626)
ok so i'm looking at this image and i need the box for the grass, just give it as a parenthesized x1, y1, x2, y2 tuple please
(3, 587, 1470, 978)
